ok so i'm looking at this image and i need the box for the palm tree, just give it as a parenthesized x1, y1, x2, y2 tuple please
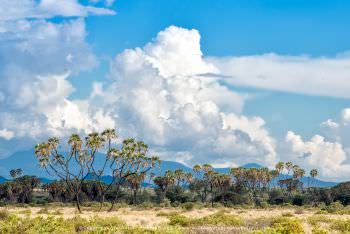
(34, 142, 51, 167)
(193, 164, 201, 177)
(275, 162, 285, 184)
(127, 172, 146, 204)
(185, 172, 193, 185)
(285, 162, 293, 175)
(309, 169, 318, 188)
(101, 129, 117, 150)
(10, 168, 22, 179)
(275, 162, 284, 175)
(153, 170, 175, 201)
(68, 134, 82, 152)
(86, 132, 105, 152)
(108, 138, 159, 211)
(202, 164, 213, 173)
(174, 169, 185, 186)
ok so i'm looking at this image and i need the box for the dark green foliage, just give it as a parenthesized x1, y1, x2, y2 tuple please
(0, 175, 40, 204)
(165, 186, 192, 203)
(292, 194, 307, 206)
(331, 182, 350, 205)
(269, 189, 285, 205)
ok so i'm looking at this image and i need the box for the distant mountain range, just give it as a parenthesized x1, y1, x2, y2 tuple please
(0, 150, 337, 188)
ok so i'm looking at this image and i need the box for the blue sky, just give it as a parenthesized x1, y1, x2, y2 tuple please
(1, 0, 350, 181)
(85, 0, 350, 56)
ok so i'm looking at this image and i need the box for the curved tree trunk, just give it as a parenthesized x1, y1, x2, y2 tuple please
(98, 195, 105, 211)
(76, 194, 82, 213)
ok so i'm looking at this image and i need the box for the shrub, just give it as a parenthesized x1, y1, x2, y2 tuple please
(169, 214, 191, 226)
(331, 219, 350, 232)
(159, 198, 172, 208)
(282, 212, 294, 217)
(337, 205, 350, 214)
(273, 219, 305, 234)
(325, 201, 343, 213)
(308, 215, 333, 226)
(311, 227, 328, 234)
(315, 202, 326, 209)
(181, 202, 194, 211)
(292, 195, 307, 206)
(51, 210, 63, 215)
(171, 201, 180, 207)
(18, 209, 31, 215)
(294, 208, 304, 215)
(169, 212, 243, 227)
(0, 210, 9, 220)
(139, 202, 154, 209)
(259, 201, 269, 209)
(37, 207, 49, 214)
(157, 211, 181, 217)
(315, 210, 328, 215)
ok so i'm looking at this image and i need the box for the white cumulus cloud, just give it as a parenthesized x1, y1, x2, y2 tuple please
(284, 131, 350, 182)
(0, 0, 114, 21)
(283, 108, 350, 182)
(0, 1, 115, 156)
(94, 26, 277, 167)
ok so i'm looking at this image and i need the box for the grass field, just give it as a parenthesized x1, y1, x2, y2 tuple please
(0, 205, 350, 233)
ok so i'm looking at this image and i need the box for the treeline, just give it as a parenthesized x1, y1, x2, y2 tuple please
(0, 129, 348, 212)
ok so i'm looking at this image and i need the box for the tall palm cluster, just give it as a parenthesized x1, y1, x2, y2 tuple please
(34, 129, 160, 212)
(153, 162, 318, 207)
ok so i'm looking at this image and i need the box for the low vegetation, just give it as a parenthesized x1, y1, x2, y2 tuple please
(1, 206, 349, 233)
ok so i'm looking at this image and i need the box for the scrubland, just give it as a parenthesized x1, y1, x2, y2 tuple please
(1, 204, 350, 233)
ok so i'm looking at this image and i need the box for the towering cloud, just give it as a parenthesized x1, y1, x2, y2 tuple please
(96, 26, 277, 167)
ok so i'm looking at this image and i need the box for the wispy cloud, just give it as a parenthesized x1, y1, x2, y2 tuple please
(210, 53, 350, 99)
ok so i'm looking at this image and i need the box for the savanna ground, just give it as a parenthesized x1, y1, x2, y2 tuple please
(1, 203, 350, 233)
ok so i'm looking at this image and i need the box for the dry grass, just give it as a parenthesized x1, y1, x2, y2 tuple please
(1, 205, 350, 233)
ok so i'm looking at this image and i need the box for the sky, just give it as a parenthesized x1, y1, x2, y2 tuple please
(1, 0, 350, 181)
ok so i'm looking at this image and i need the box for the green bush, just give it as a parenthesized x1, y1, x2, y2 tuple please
(311, 227, 328, 234)
(331, 219, 350, 232)
(181, 202, 194, 211)
(282, 212, 294, 217)
(0, 210, 9, 220)
(292, 195, 307, 206)
(259, 201, 269, 209)
(307, 215, 333, 227)
(37, 207, 49, 214)
(314, 210, 328, 215)
(274, 221, 304, 233)
(169, 212, 243, 227)
(138, 202, 154, 209)
(157, 211, 181, 217)
(253, 219, 305, 234)
(171, 201, 180, 207)
(169, 214, 191, 226)
(325, 201, 343, 213)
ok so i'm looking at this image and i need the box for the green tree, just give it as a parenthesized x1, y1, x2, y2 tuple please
(35, 133, 104, 213)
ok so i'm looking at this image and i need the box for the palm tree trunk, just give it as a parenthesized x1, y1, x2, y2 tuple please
(98, 195, 105, 211)
(76, 194, 82, 213)
(109, 186, 121, 212)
